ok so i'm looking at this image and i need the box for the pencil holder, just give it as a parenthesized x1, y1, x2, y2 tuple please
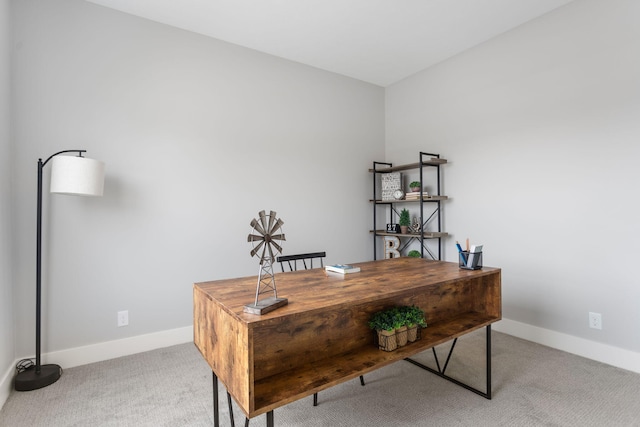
(459, 251, 482, 270)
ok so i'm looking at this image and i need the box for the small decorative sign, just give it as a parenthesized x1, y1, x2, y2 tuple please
(386, 223, 400, 233)
(381, 172, 401, 201)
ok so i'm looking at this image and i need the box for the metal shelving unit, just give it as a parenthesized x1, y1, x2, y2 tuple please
(370, 152, 448, 260)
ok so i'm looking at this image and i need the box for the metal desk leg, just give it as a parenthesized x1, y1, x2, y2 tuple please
(405, 324, 492, 399)
(486, 324, 492, 399)
(266, 410, 274, 427)
(227, 389, 251, 426)
(227, 392, 236, 427)
(212, 372, 219, 427)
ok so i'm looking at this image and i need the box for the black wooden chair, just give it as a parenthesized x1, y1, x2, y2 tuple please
(227, 251, 365, 425)
(277, 251, 327, 272)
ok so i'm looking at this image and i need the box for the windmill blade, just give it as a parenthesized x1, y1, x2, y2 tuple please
(270, 240, 283, 254)
(259, 210, 268, 235)
(250, 218, 266, 236)
(267, 211, 277, 234)
(269, 218, 284, 235)
(248, 210, 286, 265)
(250, 240, 265, 257)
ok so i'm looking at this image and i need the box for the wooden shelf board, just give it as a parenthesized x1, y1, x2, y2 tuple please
(368, 159, 447, 173)
(372, 230, 449, 238)
(371, 196, 448, 203)
(252, 312, 498, 416)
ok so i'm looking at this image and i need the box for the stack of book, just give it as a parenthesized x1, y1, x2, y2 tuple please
(325, 264, 361, 274)
(405, 192, 429, 200)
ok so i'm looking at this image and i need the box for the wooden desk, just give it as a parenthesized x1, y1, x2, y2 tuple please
(194, 258, 501, 425)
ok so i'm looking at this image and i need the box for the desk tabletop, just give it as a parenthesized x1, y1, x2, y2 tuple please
(194, 258, 500, 325)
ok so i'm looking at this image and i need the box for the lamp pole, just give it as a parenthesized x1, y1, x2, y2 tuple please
(15, 149, 103, 391)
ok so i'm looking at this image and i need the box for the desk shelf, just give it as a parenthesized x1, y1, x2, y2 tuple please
(253, 312, 498, 414)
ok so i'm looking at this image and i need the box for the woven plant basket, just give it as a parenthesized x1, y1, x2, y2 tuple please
(377, 329, 397, 352)
(407, 325, 418, 342)
(395, 326, 408, 347)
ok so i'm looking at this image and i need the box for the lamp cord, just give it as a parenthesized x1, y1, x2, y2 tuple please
(15, 359, 34, 374)
(15, 358, 65, 376)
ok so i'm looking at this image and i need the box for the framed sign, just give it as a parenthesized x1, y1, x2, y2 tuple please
(381, 172, 401, 201)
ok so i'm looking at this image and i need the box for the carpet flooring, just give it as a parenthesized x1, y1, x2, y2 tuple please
(1, 330, 639, 426)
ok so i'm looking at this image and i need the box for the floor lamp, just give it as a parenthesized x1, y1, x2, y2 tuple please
(14, 150, 105, 391)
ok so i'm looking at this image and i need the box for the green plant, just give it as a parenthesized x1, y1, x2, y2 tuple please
(403, 305, 427, 328)
(390, 307, 407, 329)
(407, 250, 421, 258)
(409, 181, 421, 189)
(398, 208, 411, 226)
(370, 306, 427, 331)
(368, 310, 394, 331)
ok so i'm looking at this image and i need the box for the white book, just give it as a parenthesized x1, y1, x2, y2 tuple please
(466, 245, 483, 268)
(325, 264, 361, 274)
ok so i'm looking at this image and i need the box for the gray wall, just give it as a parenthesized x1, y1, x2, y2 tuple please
(386, 0, 640, 355)
(11, 0, 384, 357)
(0, 0, 14, 397)
(7, 0, 639, 396)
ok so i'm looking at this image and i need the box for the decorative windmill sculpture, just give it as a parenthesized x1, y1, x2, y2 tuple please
(244, 210, 288, 315)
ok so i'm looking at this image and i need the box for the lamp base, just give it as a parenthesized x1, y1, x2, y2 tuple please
(14, 364, 62, 391)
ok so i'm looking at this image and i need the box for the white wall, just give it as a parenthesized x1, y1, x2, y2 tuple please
(386, 0, 640, 368)
(0, 0, 15, 406)
(8, 0, 638, 391)
(11, 0, 384, 359)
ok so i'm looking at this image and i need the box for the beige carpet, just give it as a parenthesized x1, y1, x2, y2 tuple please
(1, 330, 639, 426)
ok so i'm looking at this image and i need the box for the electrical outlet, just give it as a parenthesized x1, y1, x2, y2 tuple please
(588, 312, 602, 330)
(117, 310, 129, 327)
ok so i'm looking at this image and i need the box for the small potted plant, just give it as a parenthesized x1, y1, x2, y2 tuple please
(368, 310, 397, 352)
(407, 250, 421, 258)
(391, 308, 408, 347)
(399, 209, 411, 234)
(409, 181, 421, 192)
(404, 305, 427, 343)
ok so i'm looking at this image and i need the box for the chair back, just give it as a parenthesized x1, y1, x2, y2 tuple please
(277, 252, 326, 272)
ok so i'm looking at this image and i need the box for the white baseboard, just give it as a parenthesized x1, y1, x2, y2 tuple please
(494, 318, 640, 374)
(1, 326, 193, 410)
(0, 362, 14, 410)
(42, 325, 194, 369)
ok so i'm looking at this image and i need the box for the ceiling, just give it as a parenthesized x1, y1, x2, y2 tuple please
(86, 0, 574, 87)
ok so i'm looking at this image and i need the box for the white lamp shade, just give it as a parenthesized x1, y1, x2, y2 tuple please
(50, 156, 105, 196)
